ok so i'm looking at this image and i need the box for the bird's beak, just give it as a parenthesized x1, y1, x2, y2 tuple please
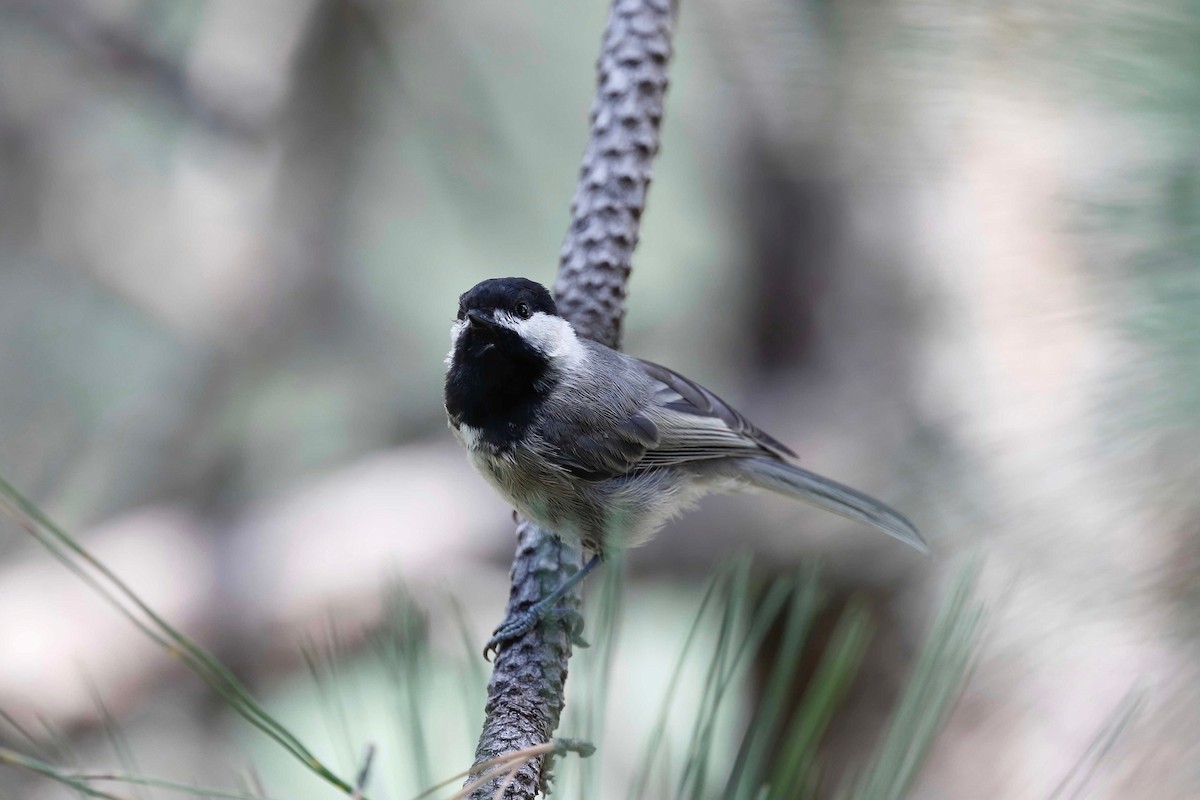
(466, 309, 500, 331)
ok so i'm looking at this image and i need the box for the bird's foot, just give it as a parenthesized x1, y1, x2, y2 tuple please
(482, 554, 602, 660)
(483, 609, 536, 660)
(483, 603, 589, 661)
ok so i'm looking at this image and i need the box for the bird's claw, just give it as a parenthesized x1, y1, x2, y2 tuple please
(482, 605, 590, 661)
(483, 610, 539, 661)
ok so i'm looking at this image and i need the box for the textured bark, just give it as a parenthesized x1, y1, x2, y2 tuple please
(467, 0, 677, 797)
(553, 0, 676, 352)
(468, 522, 584, 799)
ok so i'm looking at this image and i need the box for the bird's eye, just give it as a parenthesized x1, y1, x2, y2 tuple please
(515, 302, 532, 319)
(457, 304, 466, 321)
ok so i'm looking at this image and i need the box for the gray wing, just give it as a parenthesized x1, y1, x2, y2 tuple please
(637, 359, 796, 462)
(544, 347, 794, 481)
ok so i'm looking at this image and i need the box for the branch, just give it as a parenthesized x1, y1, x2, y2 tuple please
(466, 1, 677, 797)
(553, 0, 676, 350)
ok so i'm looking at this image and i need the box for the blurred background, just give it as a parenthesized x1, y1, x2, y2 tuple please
(0, 0, 1197, 797)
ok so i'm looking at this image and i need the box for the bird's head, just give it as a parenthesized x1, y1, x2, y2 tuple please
(449, 277, 579, 365)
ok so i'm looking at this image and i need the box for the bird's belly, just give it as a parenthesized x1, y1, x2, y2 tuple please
(465, 449, 632, 552)
(463, 440, 719, 553)
(469, 449, 582, 533)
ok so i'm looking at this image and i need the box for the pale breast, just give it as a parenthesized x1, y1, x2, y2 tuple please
(458, 421, 698, 553)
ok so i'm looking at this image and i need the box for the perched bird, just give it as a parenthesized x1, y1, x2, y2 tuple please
(444, 277, 926, 654)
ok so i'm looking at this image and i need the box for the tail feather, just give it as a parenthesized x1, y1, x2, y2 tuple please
(728, 456, 929, 554)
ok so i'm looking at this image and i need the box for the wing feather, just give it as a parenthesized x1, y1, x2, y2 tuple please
(543, 346, 795, 481)
(637, 359, 796, 460)
(555, 413, 660, 480)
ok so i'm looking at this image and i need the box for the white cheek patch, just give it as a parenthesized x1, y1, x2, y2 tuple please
(445, 318, 468, 366)
(446, 311, 586, 371)
(458, 423, 481, 450)
(515, 313, 586, 368)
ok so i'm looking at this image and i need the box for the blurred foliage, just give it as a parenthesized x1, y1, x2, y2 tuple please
(1, 472, 983, 798)
(1073, 1, 1200, 430)
(1, 0, 1195, 520)
(0, 0, 737, 528)
(1121, 165, 1200, 427)
(0, 475, 359, 795)
(1, 0, 1198, 797)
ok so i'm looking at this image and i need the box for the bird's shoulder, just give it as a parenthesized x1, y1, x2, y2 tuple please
(534, 341, 660, 480)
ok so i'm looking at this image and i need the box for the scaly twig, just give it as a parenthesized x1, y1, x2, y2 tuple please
(465, 1, 678, 797)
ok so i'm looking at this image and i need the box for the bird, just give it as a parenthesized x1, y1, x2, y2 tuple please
(444, 277, 927, 655)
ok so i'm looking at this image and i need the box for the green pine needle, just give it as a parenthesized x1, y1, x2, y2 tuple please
(0, 474, 359, 796)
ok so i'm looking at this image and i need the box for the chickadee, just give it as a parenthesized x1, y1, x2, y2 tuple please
(445, 277, 927, 653)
